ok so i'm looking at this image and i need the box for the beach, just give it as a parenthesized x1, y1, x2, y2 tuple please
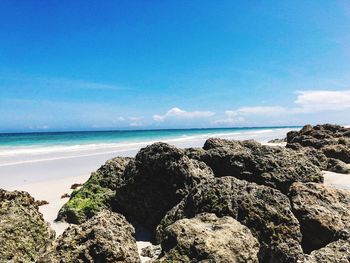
(2, 126, 350, 262)
(0, 128, 290, 244)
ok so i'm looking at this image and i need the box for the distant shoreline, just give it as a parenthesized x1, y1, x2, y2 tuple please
(0, 127, 294, 188)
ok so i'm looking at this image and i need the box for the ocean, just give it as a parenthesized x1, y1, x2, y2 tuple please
(0, 126, 299, 149)
(0, 126, 299, 187)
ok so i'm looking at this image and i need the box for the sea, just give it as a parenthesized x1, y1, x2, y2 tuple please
(0, 126, 299, 149)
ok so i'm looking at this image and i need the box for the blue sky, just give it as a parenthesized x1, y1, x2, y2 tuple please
(1, 0, 350, 132)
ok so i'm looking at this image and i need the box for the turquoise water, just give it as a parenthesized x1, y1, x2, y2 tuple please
(0, 127, 299, 148)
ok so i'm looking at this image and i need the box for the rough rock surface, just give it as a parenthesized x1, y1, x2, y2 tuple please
(185, 138, 322, 193)
(115, 142, 214, 230)
(39, 210, 140, 263)
(305, 239, 350, 263)
(268, 138, 286, 143)
(289, 182, 350, 252)
(0, 189, 55, 262)
(156, 213, 259, 263)
(287, 124, 350, 173)
(141, 245, 162, 261)
(57, 157, 132, 224)
(157, 177, 303, 263)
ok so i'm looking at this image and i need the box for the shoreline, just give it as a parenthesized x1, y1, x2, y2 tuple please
(2, 125, 350, 262)
(0, 128, 293, 188)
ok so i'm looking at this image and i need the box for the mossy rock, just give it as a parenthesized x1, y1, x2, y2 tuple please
(57, 157, 132, 224)
(0, 189, 55, 262)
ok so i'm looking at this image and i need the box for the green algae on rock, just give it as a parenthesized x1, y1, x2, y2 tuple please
(57, 156, 132, 224)
(0, 189, 55, 262)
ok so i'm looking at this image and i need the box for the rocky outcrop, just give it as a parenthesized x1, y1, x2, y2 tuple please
(38, 210, 140, 263)
(0, 189, 54, 262)
(268, 138, 286, 143)
(57, 157, 132, 224)
(156, 213, 259, 263)
(157, 177, 303, 263)
(185, 138, 322, 193)
(289, 182, 350, 252)
(115, 142, 214, 230)
(287, 124, 350, 173)
(305, 239, 350, 263)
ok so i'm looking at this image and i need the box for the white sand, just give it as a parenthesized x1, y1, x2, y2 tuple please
(324, 170, 350, 190)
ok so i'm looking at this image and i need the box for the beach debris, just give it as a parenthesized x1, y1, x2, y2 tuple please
(38, 210, 140, 263)
(289, 182, 350, 252)
(60, 193, 70, 199)
(114, 142, 214, 230)
(184, 138, 322, 194)
(57, 157, 132, 224)
(157, 177, 304, 263)
(156, 213, 259, 263)
(287, 124, 350, 173)
(0, 189, 55, 262)
(70, 183, 83, 189)
(36, 199, 49, 206)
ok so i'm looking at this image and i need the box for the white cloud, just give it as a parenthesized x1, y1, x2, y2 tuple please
(128, 116, 144, 121)
(153, 107, 215, 122)
(215, 90, 350, 126)
(116, 117, 125, 121)
(215, 106, 285, 125)
(293, 90, 350, 113)
(227, 106, 287, 116)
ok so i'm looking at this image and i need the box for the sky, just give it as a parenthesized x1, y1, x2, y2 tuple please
(1, 0, 350, 132)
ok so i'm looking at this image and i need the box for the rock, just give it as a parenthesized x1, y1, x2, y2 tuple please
(305, 239, 350, 263)
(157, 177, 303, 263)
(327, 158, 350, 174)
(141, 245, 161, 260)
(38, 210, 140, 263)
(186, 138, 322, 194)
(57, 157, 132, 224)
(36, 199, 49, 206)
(0, 189, 55, 262)
(60, 193, 70, 199)
(115, 142, 214, 230)
(323, 144, 350, 163)
(298, 147, 329, 170)
(287, 124, 350, 170)
(156, 213, 259, 263)
(70, 183, 83, 189)
(268, 138, 286, 143)
(289, 182, 350, 252)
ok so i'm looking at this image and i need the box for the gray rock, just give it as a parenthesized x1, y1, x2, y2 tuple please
(57, 157, 132, 224)
(141, 245, 161, 261)
(156, 213, 259, 263)
(287, 124, 350, 171)
(305, 239, 350, 263)
(186, 138, 322, 194)
(38, 210, 140, 263)
(289, 182, 350, 252)
(115, 142, 214, 230)
(0, 189, 55, 262)
(157, 177, 304, 263)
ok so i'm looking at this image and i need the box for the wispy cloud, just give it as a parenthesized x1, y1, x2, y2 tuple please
(293, 90, 350, 113)
(153, 107, 215, 122)
(215, 90, 350, 125)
